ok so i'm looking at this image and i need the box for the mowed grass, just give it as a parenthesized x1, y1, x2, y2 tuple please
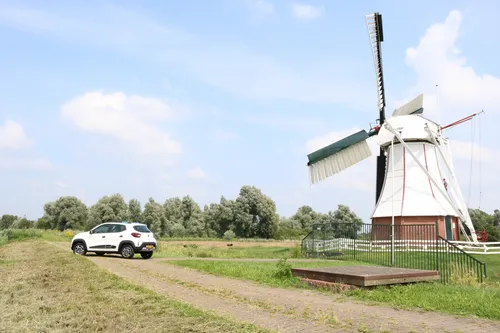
(0, 241, 268, 333)
(169, 259, 500, 320)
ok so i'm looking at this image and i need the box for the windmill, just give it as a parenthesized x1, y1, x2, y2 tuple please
(306, 12, 480, 243)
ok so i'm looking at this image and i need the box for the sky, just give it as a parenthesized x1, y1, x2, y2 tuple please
(0, 0, 499, 222)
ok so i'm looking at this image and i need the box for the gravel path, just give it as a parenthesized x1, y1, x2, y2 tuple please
(50, 242, 500, 333)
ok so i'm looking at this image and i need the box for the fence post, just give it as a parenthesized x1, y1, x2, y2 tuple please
(353, 226, 357, 260)
(312, 225, 315, 255)
(435, 221, 439, 272)
(391, 224, 395, 266)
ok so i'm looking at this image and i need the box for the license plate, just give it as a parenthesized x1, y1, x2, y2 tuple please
(146, 245, 154, 249)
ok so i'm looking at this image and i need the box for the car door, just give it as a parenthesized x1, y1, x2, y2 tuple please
(108, 224, 126, 250)
(88, 224, 112, 251)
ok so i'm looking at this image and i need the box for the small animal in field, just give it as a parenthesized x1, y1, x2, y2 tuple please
(227, 243, 233, 247)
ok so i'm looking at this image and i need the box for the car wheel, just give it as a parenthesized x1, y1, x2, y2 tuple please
(95, 252, 105, 256)
(120, 244, 135, 259)
(73, 242, 87, 256)
(141, 252, 153, 259)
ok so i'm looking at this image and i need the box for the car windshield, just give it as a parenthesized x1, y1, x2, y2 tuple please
(133, 225, 151, 233)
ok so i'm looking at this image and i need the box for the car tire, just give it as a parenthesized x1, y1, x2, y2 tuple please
(73, 242, 87, 256)
(95, 252, 105, 256)
(120, 244, 135, 259)
(140, 252, 153, 259)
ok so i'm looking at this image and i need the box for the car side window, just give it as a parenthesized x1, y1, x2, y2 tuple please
(93, 224, 110, 234)
(110, 224, 125, 233)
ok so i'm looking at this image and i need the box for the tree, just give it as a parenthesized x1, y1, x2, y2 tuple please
(469, 208, 500, 242)
(290, 205, 320, 231)
(128, 199, 142, 222)
(0, 214, 18, 230)
(11, 217, 33, 229)
(87, 194, 128, 228)
(181, 195, 204, 237)
(275, 215, 304, 240)
(233, 185, 279, 239)
(42, 196, 88, 230)
(204, 196, 235, 237)
(35, 216, 51, 229)
(162, 197, 184, 237)
(142, 198, 162, 234)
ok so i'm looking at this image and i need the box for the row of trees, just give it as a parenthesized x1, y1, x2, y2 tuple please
(0, 185, 363, 239)
(468, 208, 500, 241)
(1, 185, 498, 241)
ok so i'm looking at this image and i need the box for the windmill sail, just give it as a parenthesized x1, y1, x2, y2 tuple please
(392, 94, 424, 117)
(307, 130, 372, 184)
(365, 13, 387, 203)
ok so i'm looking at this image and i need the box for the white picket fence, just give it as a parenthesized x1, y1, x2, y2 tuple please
(303, 238, 500, 255)
(303, 238, 438, 253)
(449, 241, 500, 255)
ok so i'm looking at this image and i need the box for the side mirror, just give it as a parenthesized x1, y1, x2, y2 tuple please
(89, 230, 93, 234)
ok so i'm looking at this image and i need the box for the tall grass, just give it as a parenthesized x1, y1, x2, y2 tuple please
(0, 229, 75, 245)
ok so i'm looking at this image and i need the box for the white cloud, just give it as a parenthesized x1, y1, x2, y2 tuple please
(0, 157, 52, 170)
(449, 139, 496, 163)
(0, 120, 32, 149)
(402, 10, 500, 123)
(0, 3, 369, 107)
(306, 127, 378, 155)
(61, 91, 182, 158)
(245, 0, 274, 17)
(160, 173, 170, 180)
(56, 181, 68, 188)
(291, 3, 323, 20)
(187, 167, 208, 180)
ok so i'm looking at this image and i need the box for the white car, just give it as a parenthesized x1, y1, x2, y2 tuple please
(70, 222, 157, 259)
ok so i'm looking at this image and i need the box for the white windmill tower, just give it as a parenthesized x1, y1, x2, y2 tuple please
(306, 12, 480, 243)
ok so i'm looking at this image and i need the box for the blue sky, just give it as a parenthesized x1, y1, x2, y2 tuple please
(0, 0, 499, 221)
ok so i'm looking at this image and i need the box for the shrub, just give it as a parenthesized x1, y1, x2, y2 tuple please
(0, 229, 42, 241)
(448, 263, 481, 286)
(273, 258, 293, 279)
(223, 230, 236, 240)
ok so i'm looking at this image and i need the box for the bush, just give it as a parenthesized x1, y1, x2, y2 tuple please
(223, 230, 236, 240)
(272, 258, 293, 279)
(0, 229, 42, 242)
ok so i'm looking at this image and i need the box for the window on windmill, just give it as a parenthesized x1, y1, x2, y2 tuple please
(442, 178, 448, 191)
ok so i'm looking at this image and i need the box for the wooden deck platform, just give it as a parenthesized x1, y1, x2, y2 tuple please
(291, 266, 440, 287)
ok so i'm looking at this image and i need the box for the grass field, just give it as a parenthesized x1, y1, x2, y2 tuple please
(0, 241, 268, 333)
(167, 259, 372, 288)
(4, 229, 500, 321)
(169, 258, 500, 320)
(155, 242, 303, 259)
(0, 229, 303, 260)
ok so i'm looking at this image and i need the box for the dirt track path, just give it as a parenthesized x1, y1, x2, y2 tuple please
(50, 242, 500, 333)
